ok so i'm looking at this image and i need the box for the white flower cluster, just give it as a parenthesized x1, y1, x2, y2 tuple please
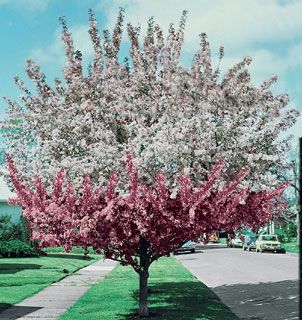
(1, 10, 299, 193)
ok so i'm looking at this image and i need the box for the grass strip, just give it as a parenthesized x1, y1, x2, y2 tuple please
(43, 246, 96, 255)
(0, 253, 99, 311)
(283, 239, 299, 253)
(60, 256, 239, 320)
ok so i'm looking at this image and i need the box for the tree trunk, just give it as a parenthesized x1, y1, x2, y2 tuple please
(138, 269, 149, 317)
(296, 212, 299, 245)
(138, 237, 150, 317)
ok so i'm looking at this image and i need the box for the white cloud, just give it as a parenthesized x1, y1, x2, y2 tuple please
(97, 0, 302, 51)
(287, 43, 302, 69)
(286, 114, 302, 144)
(31, 29, 64, 67)
(95, 0, 302, 89)
(30, 0, 302, 109)
(209, 50, 284, 86)
(0, 0, 52, 11)
(71, 24, 94, 58)
(248, 45, 302, 86)
(31, 24, 93, 72)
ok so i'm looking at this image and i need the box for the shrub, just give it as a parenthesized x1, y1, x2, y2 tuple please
(276, 220, 297, 242)
(277, 233, 285, 242)
(19, 216, 31, 242)
(0, 215, 11, 224)
(285, 221, 297, 241)
(0, 240, 39, 258)
(0, 215, 31, 242)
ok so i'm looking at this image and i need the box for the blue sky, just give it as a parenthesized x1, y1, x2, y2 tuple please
(0, 0, 301, 143)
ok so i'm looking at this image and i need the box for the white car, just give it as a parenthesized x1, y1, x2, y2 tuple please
(255, 234, 283, 253)
(230, 237, 243, 248)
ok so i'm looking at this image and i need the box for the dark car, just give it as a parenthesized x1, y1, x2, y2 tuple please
(174, 241, 197, 254)
(243, 234, 257, 251)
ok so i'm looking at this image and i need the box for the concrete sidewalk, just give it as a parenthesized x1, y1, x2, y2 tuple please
(0, 258, 116, 320)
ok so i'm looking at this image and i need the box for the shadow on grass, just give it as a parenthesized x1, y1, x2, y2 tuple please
(0, 303, 42, 319)
(120, 281, 239, 320)
(212, 279, 299, 320)
(45, 253, 93, 260)
(0, 264, 41, 274)
(0, 303, 13, 312)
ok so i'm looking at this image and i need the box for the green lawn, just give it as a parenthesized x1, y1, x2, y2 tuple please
(0, 253, 99, 311)
(60, 256, 239, 320)
(283, 238, 299, 253)
(43, 246, 96, 255)
(219, 238, 227, 244)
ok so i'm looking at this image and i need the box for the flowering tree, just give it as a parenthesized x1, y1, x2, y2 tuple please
(271, 147, 300, 241)
(0, 9, 299, 193)
(7, 155, 288, 316)
(0, 8, 298, 317)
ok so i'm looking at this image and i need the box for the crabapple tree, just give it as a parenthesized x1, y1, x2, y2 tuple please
(1, 8, 297, 317)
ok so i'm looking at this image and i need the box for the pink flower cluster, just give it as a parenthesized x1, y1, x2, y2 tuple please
(7, 154, 289, 271)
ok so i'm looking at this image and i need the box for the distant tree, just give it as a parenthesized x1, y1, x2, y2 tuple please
(0, 149, 5, 165)
(7, 155, 288, 316)
(272, 147, 300, 241)
(0, 119, 30, 166)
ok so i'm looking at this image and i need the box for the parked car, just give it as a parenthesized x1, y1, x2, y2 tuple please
(174, 240, 197, 254)
(243, 234, 257, 251)
(208, 234, 220, 243)
(230, 237, 243, 248)
(255, 234, 284, 253)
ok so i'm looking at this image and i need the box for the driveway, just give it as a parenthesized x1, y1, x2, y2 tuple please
(176, 247, 299, 320)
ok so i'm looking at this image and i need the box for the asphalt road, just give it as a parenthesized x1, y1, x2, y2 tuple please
(176, 246, 299, 320)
